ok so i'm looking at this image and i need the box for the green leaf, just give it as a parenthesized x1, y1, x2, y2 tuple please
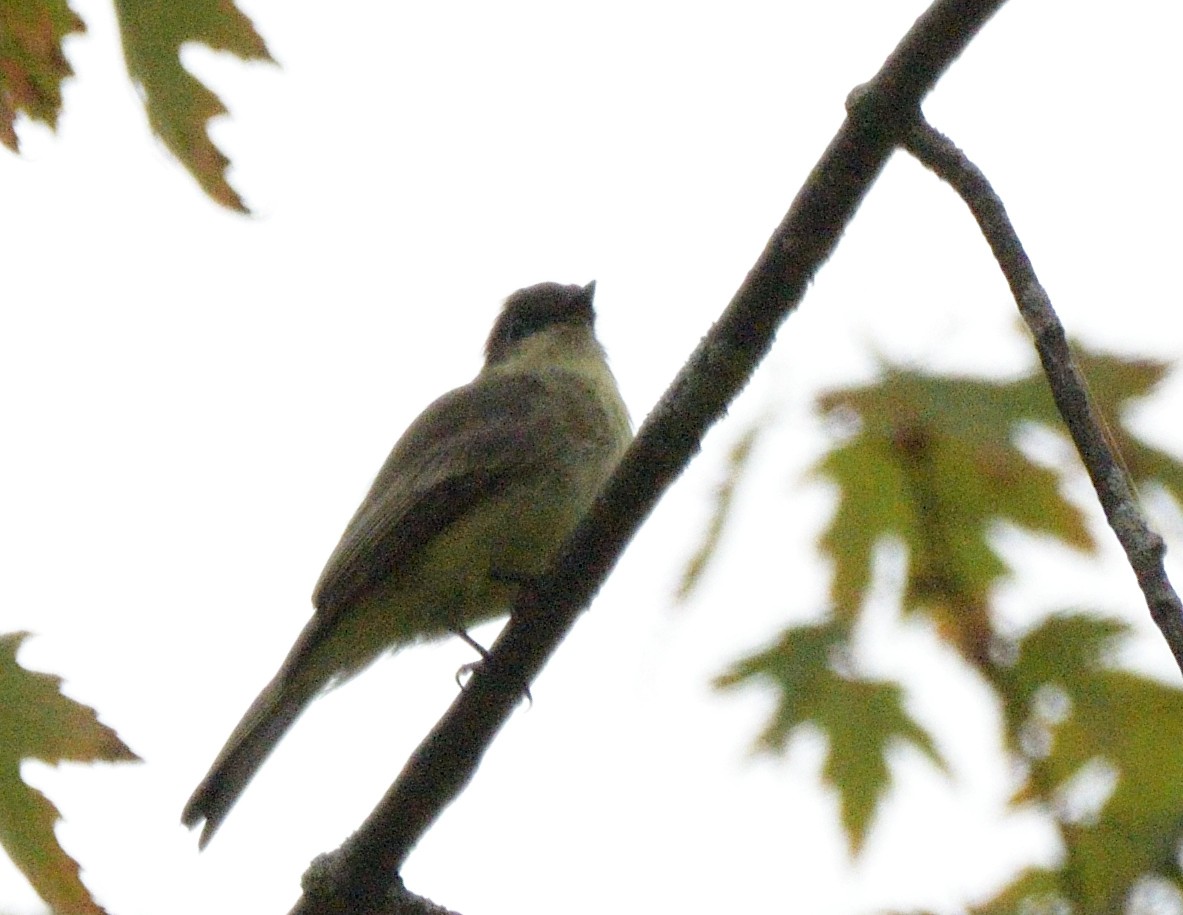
(677, 423, 761, 602)
(810, 345, 1183, 670)
(715, 620, 945, 853)
(1013, 349, 1183, 506)
(714, 620, 844, 737)
(112, 0, 273, 211)
(816, 676, 946, 853)
(1077, 352, 1183, 504)
(814, 364, 1093, 664)
(0, 0, 85, 149)
(998, 614, 1183, 911)
(1051, 671, 1183, 909)
(999, 614, 1127, 722)
(970, 868, 1066, 915)
(0, 632, 139, 915)
(813, 429, 915, 621)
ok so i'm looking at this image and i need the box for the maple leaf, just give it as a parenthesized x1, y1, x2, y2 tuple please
(112, 0, 273, 211)
(0, 0, 85, 149)
(714, 619, 945, 853)
(993, 614, 1183, 912)
(814, 363, 1096, 665)
(0, 632, 139, 915)
(1016, 349, 1183, 506)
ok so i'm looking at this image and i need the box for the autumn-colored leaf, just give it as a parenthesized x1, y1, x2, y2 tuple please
(0, 632, 139, 915)
(0, 0, 85, 149)
(714, 620, 945, 853)
(112, 0, 273, 211)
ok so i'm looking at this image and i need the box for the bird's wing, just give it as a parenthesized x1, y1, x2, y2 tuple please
(310, 370, 606, 615)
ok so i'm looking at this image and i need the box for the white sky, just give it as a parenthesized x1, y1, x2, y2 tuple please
(2, 1, 1182, 913)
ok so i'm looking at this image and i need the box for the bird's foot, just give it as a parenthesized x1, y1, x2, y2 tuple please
(451, 626, 532, 707)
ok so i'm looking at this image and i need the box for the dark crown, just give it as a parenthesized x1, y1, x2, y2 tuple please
(485, 281, 597, 364)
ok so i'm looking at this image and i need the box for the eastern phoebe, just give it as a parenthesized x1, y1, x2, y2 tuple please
(182, 281, 631, 847)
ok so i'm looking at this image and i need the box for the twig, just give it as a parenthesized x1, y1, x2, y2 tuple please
(902, 118, 1183, 674)
(288, 2, 1011, 912)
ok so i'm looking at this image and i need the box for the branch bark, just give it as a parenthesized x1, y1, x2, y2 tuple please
(288, 2, 1011, 912)
(902, 118, 1183, 674)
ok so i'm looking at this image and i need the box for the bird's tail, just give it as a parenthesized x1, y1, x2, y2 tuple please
(181, 667, 318, 848)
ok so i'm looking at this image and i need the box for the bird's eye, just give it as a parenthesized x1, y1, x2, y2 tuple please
(503, 316, 528, 343)
(503, 310, 550, 345)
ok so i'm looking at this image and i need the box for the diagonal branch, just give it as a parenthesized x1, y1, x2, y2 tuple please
(288, 2, 1011, 912)
(902, 118, 1183, 675)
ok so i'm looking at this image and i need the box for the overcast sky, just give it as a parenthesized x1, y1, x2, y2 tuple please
(2, 1, 1182, 914)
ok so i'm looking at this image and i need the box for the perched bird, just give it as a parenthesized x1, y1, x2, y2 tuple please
(182, 281, 631, 847)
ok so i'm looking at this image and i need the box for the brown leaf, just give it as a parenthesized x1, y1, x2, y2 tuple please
(0, 0, 86, 150)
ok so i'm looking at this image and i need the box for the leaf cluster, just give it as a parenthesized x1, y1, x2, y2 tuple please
(696, 344, 1183, 911)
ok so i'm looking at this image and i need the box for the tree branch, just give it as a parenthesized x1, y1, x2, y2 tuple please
(288, 2, 1011, 912)
(901, 118, 1183, 674)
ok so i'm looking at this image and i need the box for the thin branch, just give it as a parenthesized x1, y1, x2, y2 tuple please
(288, 2, 1011, 912)
(902, 118, 1183, 674)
